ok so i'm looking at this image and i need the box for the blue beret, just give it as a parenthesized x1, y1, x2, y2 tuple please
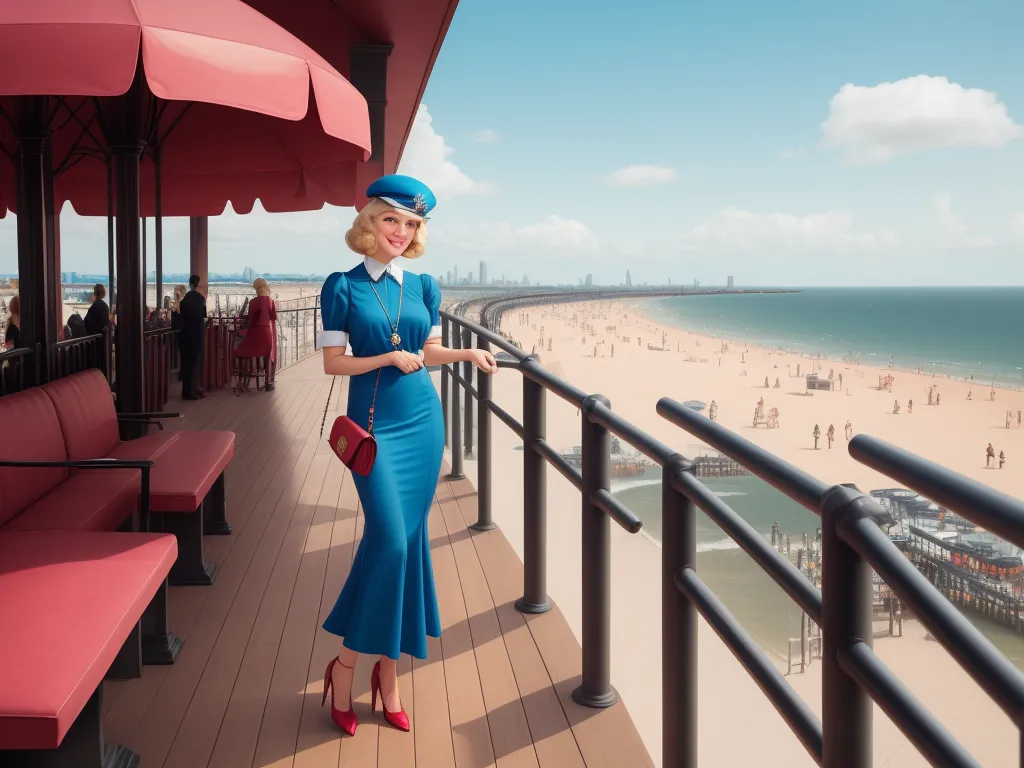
(366, 174, 436, 218)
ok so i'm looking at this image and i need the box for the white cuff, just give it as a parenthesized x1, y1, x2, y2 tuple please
(318, 330, 349, 347)
(428, 324, 442, 340)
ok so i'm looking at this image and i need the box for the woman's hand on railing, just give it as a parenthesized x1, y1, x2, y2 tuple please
(388, 350, 425, 374)
(468, 348, 498, 374)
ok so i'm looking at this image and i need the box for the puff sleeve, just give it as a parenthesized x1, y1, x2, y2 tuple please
(422, 274, 442, 341)
(318, 272, 350, 348)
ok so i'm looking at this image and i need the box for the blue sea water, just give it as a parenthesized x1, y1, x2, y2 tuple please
(639, 287, 1024, 389)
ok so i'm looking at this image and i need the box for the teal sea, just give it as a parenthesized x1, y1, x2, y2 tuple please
(612, 474, 1024, 669)
(639, 287, 1024, 389)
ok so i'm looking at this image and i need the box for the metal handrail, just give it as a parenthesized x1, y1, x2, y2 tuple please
(439, 296, 1024, 768)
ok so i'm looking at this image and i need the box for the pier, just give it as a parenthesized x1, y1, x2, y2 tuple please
(693, 453, 752, 478)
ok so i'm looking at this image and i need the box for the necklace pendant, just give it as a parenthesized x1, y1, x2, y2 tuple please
(391, 332, 401, 348)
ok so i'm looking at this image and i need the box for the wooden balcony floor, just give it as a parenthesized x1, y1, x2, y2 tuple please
(102, 355, 652, 768)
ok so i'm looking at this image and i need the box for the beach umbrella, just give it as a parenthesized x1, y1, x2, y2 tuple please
(0, 0, 371, 412)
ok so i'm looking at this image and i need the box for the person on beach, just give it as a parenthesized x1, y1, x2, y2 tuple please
(845, 420, 853, 441)
(986, 443, 995, 467)
(318, 175, 497, 737)
(999, 450, 1005, 469)
(827, 424, 835, 448)
(813, 424, 820, 449)
(893, 400, 900, 414)
(908, 399, 913, 414)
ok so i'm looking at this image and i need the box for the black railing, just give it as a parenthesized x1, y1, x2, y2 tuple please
(144, 327, 177, 410)
(440, 300, 1024, 768)
(276, 301, 321, 371)
(0, 345, 33, 396)
(51, 330, 110, 383)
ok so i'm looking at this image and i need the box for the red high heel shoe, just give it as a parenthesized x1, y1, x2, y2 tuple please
(322, 657, 358, 736)
(371, 661, 410, 731)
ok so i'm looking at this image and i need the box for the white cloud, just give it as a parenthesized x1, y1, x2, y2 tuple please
(688, 207, 896, 253)
(435, 214, 598, 258)
(604, 164, 677, 187)
(821, 75, 1022, 164)
(469, 128, 500, 144)
(932, 192, 993, 249)
(398, 104, 493, 196)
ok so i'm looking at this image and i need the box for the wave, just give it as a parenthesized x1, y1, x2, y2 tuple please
(697, 538, 743, 553)
(612, 476, 748, 498)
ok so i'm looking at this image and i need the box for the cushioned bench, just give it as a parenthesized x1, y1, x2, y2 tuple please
(40, 370, 235, 586)
(0, 530, 176, 768)
(0, 388, 147, 534)
(150, 430, 235, 586)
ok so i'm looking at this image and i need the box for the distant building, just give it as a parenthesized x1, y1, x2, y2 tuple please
(479, 261, 488, 286)
(585, 273, 593, 287)
(727, 275, 735, 289)
(446, 270, 452, 285)
(626, 269, 632, 287)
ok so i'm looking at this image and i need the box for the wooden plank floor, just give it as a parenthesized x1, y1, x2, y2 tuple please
(104, 354, 652, 767)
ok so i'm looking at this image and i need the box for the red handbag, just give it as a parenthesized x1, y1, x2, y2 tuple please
(327, 369, 381, 476)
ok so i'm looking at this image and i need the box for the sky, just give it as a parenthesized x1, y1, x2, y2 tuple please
(2, 0, 1023, 287)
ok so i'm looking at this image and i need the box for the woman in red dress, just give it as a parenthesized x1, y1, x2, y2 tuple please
(233, 278, 277, 390)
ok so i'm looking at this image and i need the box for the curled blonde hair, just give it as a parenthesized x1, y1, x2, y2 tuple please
(345, 198, 428, 259)
(172, 284, 187, 313)
(253, 278, 270, 297)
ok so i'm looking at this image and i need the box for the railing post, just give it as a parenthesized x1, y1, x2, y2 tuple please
(446, 324, 465, 480)
(573, 395, 617, 708)
(663, 455, 698, 768)
(516, 358, 551, 615)
(441, 316, 450, 447)
(470, 335, 496, 532)
(462, 325, 474, 458)
(820, 484, 873, 768)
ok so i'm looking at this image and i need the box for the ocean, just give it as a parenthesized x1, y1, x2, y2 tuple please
(612, 473, 1024, 669)
(638, 287, 1024, 390)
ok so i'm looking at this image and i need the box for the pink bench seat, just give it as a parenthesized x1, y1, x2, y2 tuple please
(0, 530, 176, 766)
(2, 468, 138, 533)
(150, 430, 235, 586)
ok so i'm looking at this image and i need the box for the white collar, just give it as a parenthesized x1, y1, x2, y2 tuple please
(364, 255, 403, 285)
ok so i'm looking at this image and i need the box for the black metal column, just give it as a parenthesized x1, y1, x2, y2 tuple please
(441, 317, 450, 447)
(154, 149, 163, 309)
(821, 484, 873, 768)
(462, 325, 474, 458)
(14, 95, 56, 384)
(106, 70, 148, 436)
(349, 44, 395, 164)
(470, 336, 496, 531)
(516, 358, 551, 614)
(446, 326, 465, 480)
(573, 394, 618, 707)
(663, 456, 698, 768)
(107, 156, 115, 303)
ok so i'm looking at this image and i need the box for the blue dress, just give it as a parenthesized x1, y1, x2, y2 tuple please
(319, 263, 444, 660)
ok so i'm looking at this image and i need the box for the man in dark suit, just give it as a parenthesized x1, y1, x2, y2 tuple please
(179, 274, 207, 400)
(83, 283, 111, 377)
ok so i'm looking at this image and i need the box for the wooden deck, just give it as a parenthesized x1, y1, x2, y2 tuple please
(102, 354, 653, 767)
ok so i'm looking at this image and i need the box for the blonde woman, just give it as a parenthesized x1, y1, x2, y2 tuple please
(233, 278, 278, 390)
(318, 175, 496, 735)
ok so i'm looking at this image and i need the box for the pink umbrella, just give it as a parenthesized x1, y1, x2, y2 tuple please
(0, 0, 371, 216)
(0, 0, 372, 423)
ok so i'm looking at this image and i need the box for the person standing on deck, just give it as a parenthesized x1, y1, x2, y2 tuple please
(178, 274, 207, 400)
(317, 175, 497, 736)
(233, 278, 278, 391)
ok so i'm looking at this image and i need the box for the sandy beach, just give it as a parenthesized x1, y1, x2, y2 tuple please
(446, 296, 1022, 766)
